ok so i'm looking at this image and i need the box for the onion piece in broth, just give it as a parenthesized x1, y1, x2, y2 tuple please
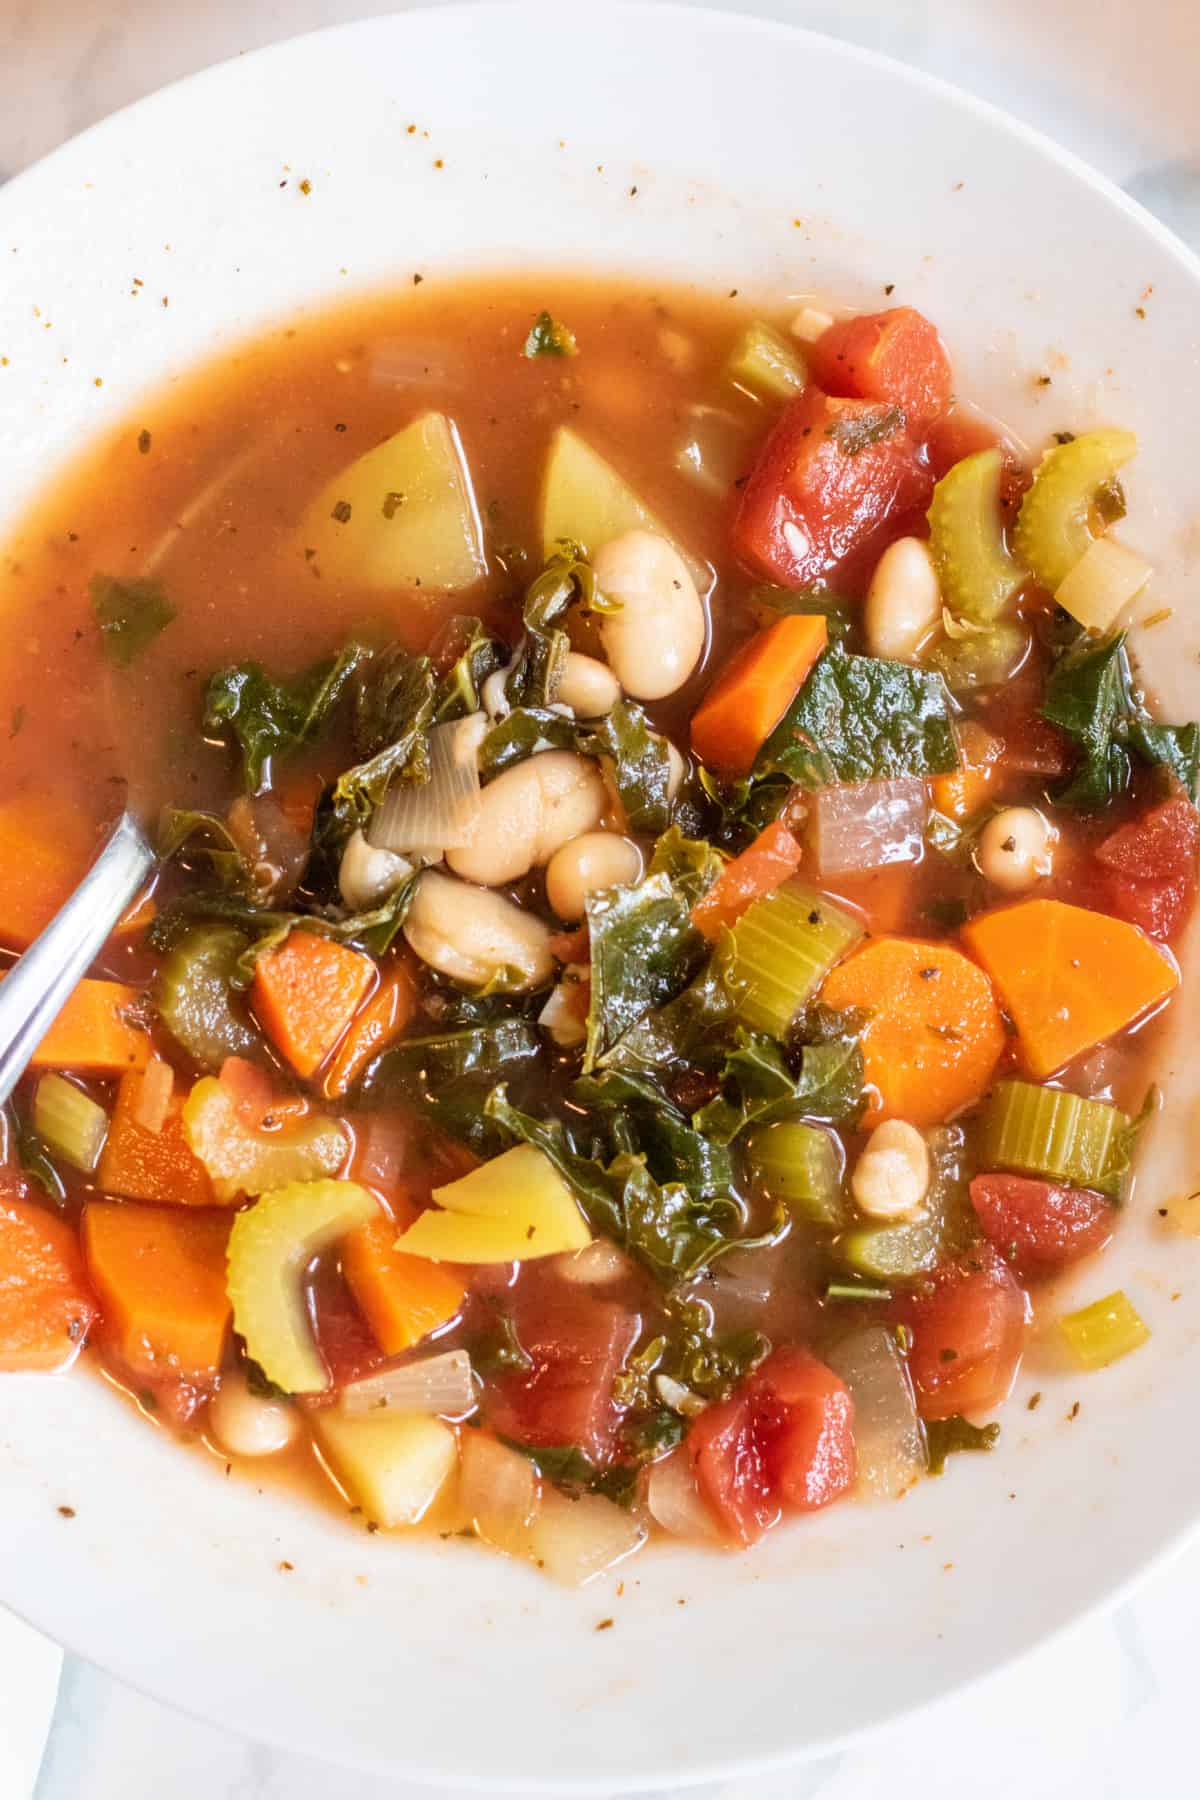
(825, 1324, 925, 1500)
(810, 777, 929, 878)
(338, 1348, 474, 1418)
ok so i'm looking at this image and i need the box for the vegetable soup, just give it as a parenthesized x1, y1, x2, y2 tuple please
(0, 275, 1193, 1581)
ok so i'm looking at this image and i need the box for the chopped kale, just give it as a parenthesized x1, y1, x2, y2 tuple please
(523, 311, 578, 359)
(90, 574, 176, 668)
(692, 1012, 866, 1144)
(580, 700, 674, 835)
(1042, 630, 1199, 809)
(204, 642, 368, 793)
(925, 1415, 1000, 1475)
(757, 646, 960, 787)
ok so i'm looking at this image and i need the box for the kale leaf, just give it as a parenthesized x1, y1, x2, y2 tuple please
(479, 707, 577, 778)
(599, 929, 745, 1077)
(756, 645, 960, 786)
(583, 871, 705, 1071)
(580, 701, 673, 835)
(205, 643, 367, 792)
(362, 1019, 543, 1097)
(157, 808, 248, 890)
(692, 1012, 865, 1145)
(90, 573, 176, 668)
(1042, 630, 1199, 810)
(523, 311, 578, 359)
(572, 1067, 735, 1199)
(505, 542, 597, 709)
(332, 645, 438, 831)
(431, 616, 506, 720)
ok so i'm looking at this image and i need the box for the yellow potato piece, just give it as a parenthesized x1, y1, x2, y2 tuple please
(395, 1143, 591, 1264)
(540, 426, 708, 591)
(313, 1410, 457, 1527)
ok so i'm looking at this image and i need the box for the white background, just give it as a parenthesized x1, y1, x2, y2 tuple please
(3, 1, 1199, 1795)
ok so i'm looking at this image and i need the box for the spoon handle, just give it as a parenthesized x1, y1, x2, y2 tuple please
(0, 812, 156, 1108)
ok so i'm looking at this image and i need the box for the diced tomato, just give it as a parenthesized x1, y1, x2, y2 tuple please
(549, 923, 590, 964)
(970, 1173, 1114, 1278)
(308, 1264, 391, 1403)
(733, 386, 933, 590)
(979, 673, 1071, 779)
(688, 1347, 855, 1546)
(808, 307, 953, 439)
(484, 1271, 641, 1465)
(890, 1247, 1028, 1420)
(1093, 795, 1199, 941)
(691, 821, 803, 940)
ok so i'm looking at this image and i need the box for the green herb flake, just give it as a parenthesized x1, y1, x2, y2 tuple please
(382, 491, 405, 519)
(89, 573, 176, 668)
(925, 1415, 1000, 1476)
(523, 311, 578, 359)
(824, 404, 906, 456)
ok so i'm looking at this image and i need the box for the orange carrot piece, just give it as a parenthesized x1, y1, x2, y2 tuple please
(821, 936, 1005, 1127)
(0, 1177, 96, 1371)
(82, 1200, 232, 1381)
(690, 615, 828, 775)
(932, 723, 1003, 821)
(20, 977, 151, 1077)
(251, 931, 376, 1079)
(323, 959, 419, 1098)
(275, 771, 325, 840)
(961, 898, 1179, 1079)
(342, 1190, 466, 1356)
(98, 1067, 218, 1207)
(0, 797, 153, 949)
(691, 821, 804, 941)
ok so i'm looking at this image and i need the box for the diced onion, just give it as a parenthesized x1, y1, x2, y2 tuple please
(810, 777, 929, 877)
(527, 1488, 648, 1586)
(790, 306, 835, 343)
(647, 1448, 721, 1541)
(338, 1348, 475, 1418)
(557, 1239, 631, 1287)
(825, 1325, 925, 1500)
(460, 1432, 541, 1557)
(132, 1058, 174, 1135)
(350, 1111, 412, 1190)
(673, 405, 754, 497)
(369, 715, 484, 853)
(1055, 536, 1152, 634)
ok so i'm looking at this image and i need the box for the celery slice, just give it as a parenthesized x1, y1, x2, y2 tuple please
(396, 1142, 591, 1263)
(928, 618, 1031, 693)
(746, 1121, 845, 1227)
(1058, 1290, 1149, 1370)
(1013, 428, 1137, 592)
(158, 923, 264, 1069)
(299, 412, 486, 592)
(725, 321, 807, 403)
(226, 1179, 379, 1392)
(838, 1127, 971, 1279)
(540, 426, 707, 590)
(183, 1077, 348, 1203)
(731, 879, 862, 1040)
(33, 1073, 107, 1173)
(977, 1079, 1130, 1198)
(927, 449, 1026, 623)
(313, 1410, 457, 1526)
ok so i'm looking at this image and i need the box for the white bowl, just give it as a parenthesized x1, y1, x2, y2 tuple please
(2, 5, 1200, 1789)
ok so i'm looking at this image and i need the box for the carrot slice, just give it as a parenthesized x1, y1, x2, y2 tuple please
(691, 821, 804, 942)
(20, 977, 151, 1077)
(323, 959, 419, 1098)
(342, 1189, 467, 1356)
(81, 1200, 232, 1381)
(821, 936, 1005, 1127)
(690, 616, 827, 775)
(961, 898, 1179, 1078)
(98, 1067, 218, 1207)
(251, 931, 376, 1079)
(931, 723, 1003, 821)
(0, 1178, 96, 1371)
(0, 797, 153, 948)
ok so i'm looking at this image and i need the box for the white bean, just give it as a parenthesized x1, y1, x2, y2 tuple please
(210, 1370, 300, 1458)
(403, 868, 554, 990)
(538, 964, 590, 1048)
(445, 751, 607, 887)
(593, 530, 706, 700)
(546, 831, 643, 922)
(865, 537, 941, 663)
(851, 1120, 930, 1222)
(338, 829, 413, 911)
(557, 651, 622, 718)
(977, 806, 1056, 892)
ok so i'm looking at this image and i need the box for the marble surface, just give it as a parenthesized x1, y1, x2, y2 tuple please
(3, 0, 1200, 1795)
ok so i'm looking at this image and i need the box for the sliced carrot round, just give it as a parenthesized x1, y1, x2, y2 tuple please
(821, 936, 1005, 1128)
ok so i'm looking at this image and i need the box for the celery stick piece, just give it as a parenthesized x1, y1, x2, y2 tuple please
(731, 878, 862, 1040)
(927, 449, 1026, 622)
(928, 618, 1031, 692)
(1058, 1290, 1149, 1370)
(33, 1073, 107, 1173)
(746, 1121, 845, 1227)
(725, 321, 807, 403)
(978, 1079, 1131, 1198)
(1013, 428, 1137, 592)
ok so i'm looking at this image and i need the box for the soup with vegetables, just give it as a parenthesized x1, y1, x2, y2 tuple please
(0, 277, 1194, 1581)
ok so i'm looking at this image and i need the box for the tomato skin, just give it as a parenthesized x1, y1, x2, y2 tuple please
(808, 307, 953, 438)
(485, 1276, 641, 1465)
(890, 1247, 1028, 1421)
(691, 821, 802, 940)
(688, 1347, 856, 1546)
(970, 1173, 1114, 1278)
(733, 386, 932, 589)
(1094, 796, 1199, 941)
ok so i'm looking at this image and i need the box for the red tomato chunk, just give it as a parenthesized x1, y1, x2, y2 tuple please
(970, 1172, 1114, 1278)
(1094, 795, 1200, 941)
(688, 1347, 855, 1546)
(733, 386, 932, 589)
(890, 1247, 1028, 1420)
(485, 1278, 641, 1465)
(808, 306, 953, 438)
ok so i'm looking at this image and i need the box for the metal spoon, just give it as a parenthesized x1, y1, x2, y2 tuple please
(0, 812, 156, 1107)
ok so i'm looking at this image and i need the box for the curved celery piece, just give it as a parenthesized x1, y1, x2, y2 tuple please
(927, 449, 1026, 623)
(977, 1078, 1130, 1198)
(837, 1127, 971, 1279)
(928, 617, 1031, 693)
(731, 879, 862, 1041)
(226, 1179, 379, 1392)
(1013, 428, 1137, 593)
(746, 1121, 845, 1227)
(157, 924, 264, 1070)
(726, 321, 807, 404)
(183, 1077, 348, 1203)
